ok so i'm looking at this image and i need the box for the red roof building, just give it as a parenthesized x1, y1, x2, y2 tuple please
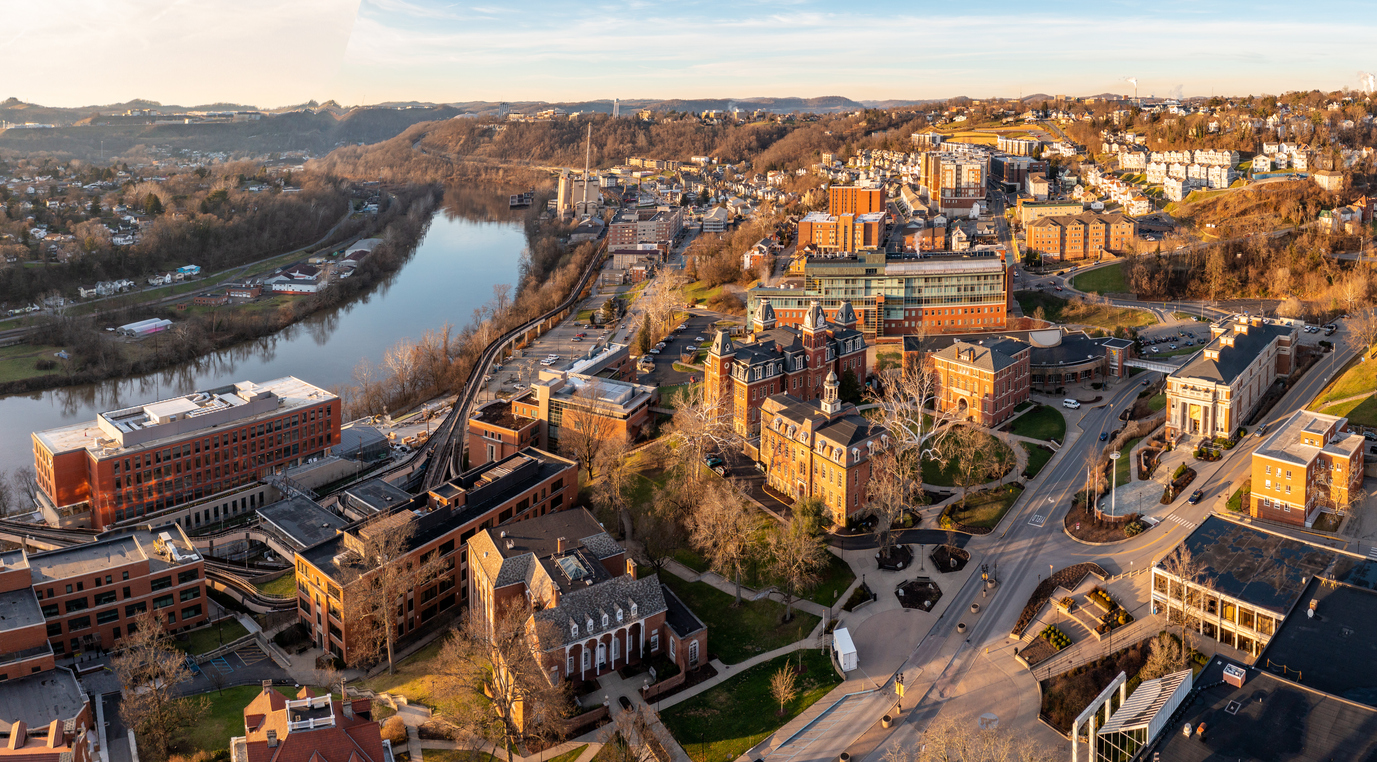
(230, 683, 391, 762)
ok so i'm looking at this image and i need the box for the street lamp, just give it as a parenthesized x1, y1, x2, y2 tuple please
(1109, 451, 1121, 518)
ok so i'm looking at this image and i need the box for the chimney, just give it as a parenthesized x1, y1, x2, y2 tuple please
(556, 537, 566, 553)
(266, 730, 278, 748)
(626, 557, 638, 580)
(46, 720, 62, 748)
(7, 720, 25, 750)
(340, 678, 353, 719)
(261, 679, 273, 693)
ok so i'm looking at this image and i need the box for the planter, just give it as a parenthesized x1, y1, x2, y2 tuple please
(882, 716, 893, 729)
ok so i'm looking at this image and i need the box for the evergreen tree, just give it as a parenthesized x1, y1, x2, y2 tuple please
(635, 313, 652, 354)
(144, 193, 163, 215)
(838, 368, 864, 405)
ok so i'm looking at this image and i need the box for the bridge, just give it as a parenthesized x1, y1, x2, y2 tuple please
(1123, 358, 1182, 374)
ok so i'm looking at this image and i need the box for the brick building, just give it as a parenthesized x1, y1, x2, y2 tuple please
(705, 300, 867, 436)
(27, 524, 206, 657)
(467, 508, 706, 685)
(757, 374, 886, 527)
(1026, 211, 1137, 262)
(608, 207, 683, 246)
(506, 371, 657, 449)
(32, 377, 339, 531)
(230, 682, 391, 762)
(1249, 409, 1364, 528)
(294, 448, 577, 663)
(796, 211, 885, 253)
(467, 398, 541, 468)
(930, 338, 1032, 426)
(0, 666, 93, 762)
(1166, 316, 1297, 440)
(826, 185, 887, 216)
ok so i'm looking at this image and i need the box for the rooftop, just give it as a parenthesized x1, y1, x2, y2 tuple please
(0, 667, 87, 733)
(1256, 409, 1364, 467)
(1173, 318, 1293, 386)
(1166, 516, 1335, 615)
(1150, 659, 1377, 761)
(35, 376, 336, 457)
(29, 524, 199, 584)
(0, 588, 43, 632)
(933, 338, 1029, 373)
(1097, 670, 1191, 734)
(1260, 576, 1377, 708)
(258, 496, 350, 550)
(470, 398, 536, 432)
(341, 478, 415, 516)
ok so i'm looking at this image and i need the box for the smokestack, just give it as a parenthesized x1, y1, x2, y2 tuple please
(340, 678, 353, 719)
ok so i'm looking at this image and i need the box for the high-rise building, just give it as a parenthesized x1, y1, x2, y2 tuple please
(32, 377, 339, 530)
(827, 185, 886, 216)
(796, 211, 885, 253)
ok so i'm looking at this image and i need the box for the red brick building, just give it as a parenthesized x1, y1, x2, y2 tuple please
(230, 682, 389, 762)
(930, 338, 1032, 426)
(0, 666, 93, 762)
(467, 508, 706, 686)
(33, 377, 339, 530)
(796, 211, 885, 254)
(705, 300, 867, 436)
(1026, 211, 1137, 262)
(467, 398, 541, 468)
(827, 185, 887, 216)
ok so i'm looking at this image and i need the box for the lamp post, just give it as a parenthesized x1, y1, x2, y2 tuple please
(1109, 451, 1121, 518)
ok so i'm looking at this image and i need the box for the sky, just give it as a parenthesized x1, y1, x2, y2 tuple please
(6, 0, 1377, 108)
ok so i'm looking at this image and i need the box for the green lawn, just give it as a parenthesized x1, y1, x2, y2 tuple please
(1021, 442, 1053, 479)
(659, 382, 702, 407)
(1314, 357, 1377, 407)
(546, 746, 589, 762)
(255, 573, 298, 598)
(423, 751, 502, 762)
(876, 351, 902, 371)
(1320, 396, 1377, 428)
(1071, 263, 1129, 295)
(921, 433, 1013, 487)
(0, 344, 66, 384)
(1010, 405, 1066, 442)
(671, 547, 710, 574)
(944, 483, 1024, 529)
(661, 650, 841, 762)
(174, 685, 293, 754)
(660, 574, 819, 665)
(806, 553, 856, 608)
(176, 618, 250, 655)
(1114, 437, 1142, 485)
(1015, 291, 1154, 331)
(681, 280, 724, 304)
(1147, 392, 1167, 412)
(358, 636, 450, 704)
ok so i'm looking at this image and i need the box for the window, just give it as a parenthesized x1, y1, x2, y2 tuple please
(180, 588, 201, 602)
(97, 609, 119, 625)
(178, 569, 199, 584)
(150, 576, 172, 591)
(66, 598, 88, 613)
(41, 603, 58, 618)
(95, 590, 117, 606)
(650, 631, 659, 652)
(47, 622, 62, 636)
(123, 586, 132, 600)
(153, 595, 174, 610)
(567, 654, 575, 675)
(68, 616, 91, 631)
(688, 639, 699, 666)
(181, 605, 202, 620)
(125, 602, 147, 617)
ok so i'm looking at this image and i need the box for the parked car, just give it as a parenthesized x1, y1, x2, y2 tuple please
(1188, 490, 1205, 504)
(1099, 431, 1109, 441)
(704, 454, 725, 468)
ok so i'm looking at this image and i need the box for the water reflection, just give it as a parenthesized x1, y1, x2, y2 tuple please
(0, 197, 527, 476)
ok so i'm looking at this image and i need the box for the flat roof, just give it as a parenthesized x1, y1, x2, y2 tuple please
(342, 478, 415, 515)
(0, 588, 43, 632)
(1150, 659, 1377, 761)
(1256, 409, 1363, 467)
(1260, 577, 1377, 708)
(0, 667, 87, 733)
(1167, 516, 1335, 615)
(29, 524, 199, 584)
(258, 496, 349, 550)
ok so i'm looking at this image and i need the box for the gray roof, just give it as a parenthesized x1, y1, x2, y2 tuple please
(0, 587, 43, 632)
(0, 667, 87, 733)
(1029, 331, 1112, 368)
(1173, 320, 1292, 385)
(1260, 577, 1377, 708)
(662, 583, 706, 638)
(533, 573, 668, 649)
(29, 524, 199, 584)
(486, 509, 622, 591)
(342, 478, 415, 514)
(258, 496, 349, 550)
(1255, 409, 1364, 467)
(934, 338, 1028, 372)
(1167, 516, 1335, 615)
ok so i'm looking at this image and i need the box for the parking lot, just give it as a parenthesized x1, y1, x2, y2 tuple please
(638, 310, 731, 388)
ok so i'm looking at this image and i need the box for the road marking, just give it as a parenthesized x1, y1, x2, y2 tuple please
(1029, 514, 1046, 527)
(1167, 515, 1197, 529)
(1367, 546, 1377, 560)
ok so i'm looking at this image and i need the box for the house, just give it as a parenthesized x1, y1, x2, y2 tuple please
(229, 681, 391, 762)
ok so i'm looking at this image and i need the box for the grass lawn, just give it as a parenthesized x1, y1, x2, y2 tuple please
(255, 573, 297, 598)
(681, 280, 724, 305)
(876, 351, 902, 372)
(175, 617, 250, 655)
(1320, 396, 1377, 428)
(357, 636, 450, 704)
(660, 574, 819, 665)
(671, 547, 710, 574)
(174, 685, 293, 754)
(921, 433, 1013, 487)
(0, 344, 66, 384)
(1314, 357, 1377, 407)
(1070, 263, 1129, 295)
(1014, 291, 1154, 331)
(1114, 437, 1142, 485)
(659, 382, 702, 407)
(661, 650, 841, 762)
(1021, 442, 1053, 479)
(1010, 405, 1066, 442)
(1147, 392, 1167, 412)
(424, 751, 502, 762)
(944, 483, 1024, 529)
(806, 553, 856, 608)
(546, 746, 589, 762)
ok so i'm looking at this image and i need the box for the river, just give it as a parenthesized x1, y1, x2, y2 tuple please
(0, 204, 528, 478)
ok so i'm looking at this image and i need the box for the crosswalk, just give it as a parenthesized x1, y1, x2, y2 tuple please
(236, 644, 269, 667)
(1366, 546, 1377, 560)
(1167, 515, 1198, 530)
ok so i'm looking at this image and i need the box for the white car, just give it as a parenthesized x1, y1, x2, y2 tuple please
(649, 348, 661, 354)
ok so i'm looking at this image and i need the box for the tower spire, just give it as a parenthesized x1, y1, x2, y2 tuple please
(581, 122, 592, 211)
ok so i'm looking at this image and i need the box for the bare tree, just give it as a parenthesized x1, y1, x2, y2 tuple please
(1349, 304, 1377, 358)
(770, 664, 799, 716)
(1158, 544, 1213, 659)
(598, 705, 660, 762)
(1137, 632, 1188, 682)
(432, 604, 570, 758)
(10, 467, 37, 512)
(340, 514, 443, 674)
(948, 426, 1005, 509)
(111, 610, 210, 762)
(592, 436, 637, 536)
(634, 505, 683, 574)
(559, 385, 620, 481)
(864, 450, 913, 557)
(880, 713, 1056, 762)
(687, 481, 760, 604)
(767, 517, 828, 622)
(669, 383, 738, 481)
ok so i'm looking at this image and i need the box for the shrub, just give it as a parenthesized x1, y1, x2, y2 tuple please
(1124, 519, 1146, 537)
(1173, 463, 1188, 480)
(381, 717, 408, 746)
(34, 359, 56, 370)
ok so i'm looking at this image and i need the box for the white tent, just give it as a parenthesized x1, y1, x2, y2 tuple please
(833, 627, 857, 672)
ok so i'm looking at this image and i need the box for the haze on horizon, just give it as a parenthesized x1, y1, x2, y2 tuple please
(5, 0, 1377, 110)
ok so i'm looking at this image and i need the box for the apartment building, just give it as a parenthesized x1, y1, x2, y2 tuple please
(294, 448, 577, 662)
(996, 135, 1040, 156)
(609, 207, 683, 245)
(0, 666, 92, 762)
(230, 682, 390, 762)
(32, 377, 339, 530)
(1026, 211, 1137, 262)
(757, 376, 885, 527)
(467, 508, 706, 685)
(705, 301, 867, 436)
(508, 371, 657, 447)
(930, 338, 1032, 426)
(796, 211, 885, 253)
(924, 153, 987, 213)
(746, 249, 1011, 338)
(1249, 410, 1364, 528)
(1016, 200, 1083, 226)
(1166, 315, 1297, 441)
(826, 185, 887, 216)
(29, 524, 207, 656)
(467, 398, 541, 468)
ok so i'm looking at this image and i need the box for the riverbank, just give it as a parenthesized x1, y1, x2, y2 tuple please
(0, 186, 442, 396)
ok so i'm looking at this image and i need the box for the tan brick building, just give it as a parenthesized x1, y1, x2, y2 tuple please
(1249, 409, 1364, 528)
(1026, 211, 1137, 262)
